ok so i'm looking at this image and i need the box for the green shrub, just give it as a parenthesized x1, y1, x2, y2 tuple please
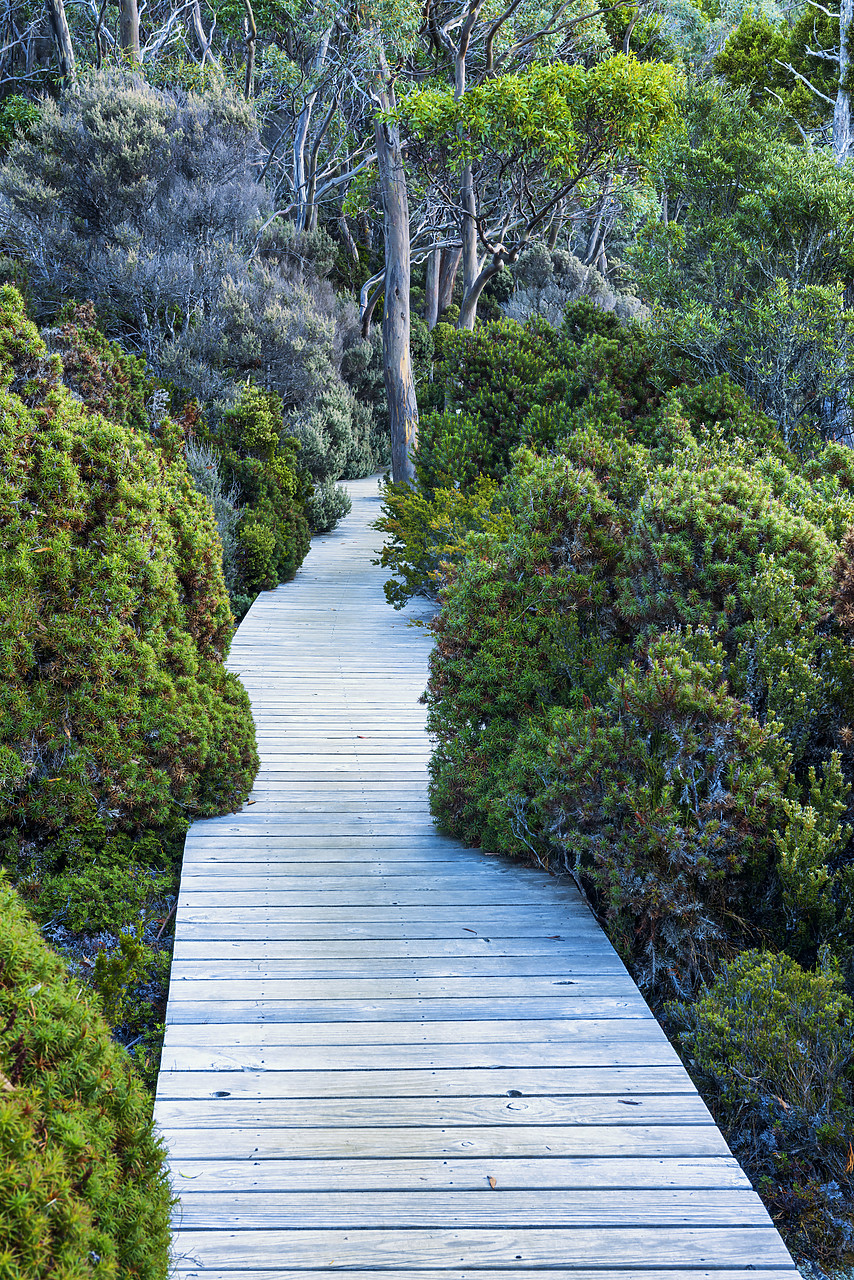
(0, 877, 172, 1278)
(13, 826, 179, 935)
(45, 302, 152, 436)
(0, 284, 258, 852)
(669, 949, 854, 1267)
(424, 412, 854, 997)
(374, 477, 515, 609)
(208, 384, 311, 597)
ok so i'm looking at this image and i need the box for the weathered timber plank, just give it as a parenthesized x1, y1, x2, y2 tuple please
(156, 1093, 715, 1129)
(159, 1124, 732, 1160)
(170, 1271, 797, 1280)
(164, 997, 648, 1025)
(155, 1066, 696, 1100)
(168, 1226, 793, 1268)
(163, 1155, 750, 1193)
(158, 1040, 684, 1073)
(168, 939, 629, 961)
(168, 965, 630, 984)
(173, 1188, 770, 1228)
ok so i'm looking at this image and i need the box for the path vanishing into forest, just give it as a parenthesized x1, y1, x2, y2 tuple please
(154, 475, 798, 1280)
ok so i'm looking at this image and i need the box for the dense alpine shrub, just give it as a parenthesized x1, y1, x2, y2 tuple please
(0, 877, 172, 1279)
(0, 284, 258, 864)
(204, 384, 310, 610)
(670, 950, 854, 1267)
(411, 311, 854, 993)
(426, 424, 854, 994)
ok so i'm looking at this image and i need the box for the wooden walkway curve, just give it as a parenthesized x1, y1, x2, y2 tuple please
(154, 475, 798, 1280)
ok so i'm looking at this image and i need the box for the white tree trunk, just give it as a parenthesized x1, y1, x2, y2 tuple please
(376, 113, 418, 483)
(45, 0, 75, 80)
(835, 0, 853, 162)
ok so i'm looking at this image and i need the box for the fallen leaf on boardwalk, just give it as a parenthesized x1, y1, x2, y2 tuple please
(547, 935, 562, 940)
(617, 1099, 641, 1106)
(463, 928, 477, 933)
(487, 1176, 497, 1190)
(246, 800, 257, 805)
(357, 735, 367, 738)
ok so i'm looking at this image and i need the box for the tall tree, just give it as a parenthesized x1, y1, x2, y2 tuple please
(399, 55, 679, 326)
(45, 0, 75, 81)
(373, 47, 418, 483)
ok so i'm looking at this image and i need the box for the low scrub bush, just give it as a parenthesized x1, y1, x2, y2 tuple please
(0, 281, 257, 889)
(0, 876, 172, 1278)
(670, 950, 854, 1267)
(204, 384, 311, 606)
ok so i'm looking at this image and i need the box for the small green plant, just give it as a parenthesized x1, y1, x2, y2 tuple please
(93, 925, 151, 1028)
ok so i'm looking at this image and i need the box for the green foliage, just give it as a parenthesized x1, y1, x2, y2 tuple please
(47, 301, 153, 436)
(635, 85, 854, 443)
(416, 316, 570, 488)
(374, 476, 515, 608)
(0, 285, 258, 852)
(399, 55, 680, 178)
(419, 312, 854, 998)
(0, 95, 40, 153)
(209, 384, 311, 596)
(670, 950, 854, 1267)
(13, 825, 179, 935)
(0, 877, 172, 1278)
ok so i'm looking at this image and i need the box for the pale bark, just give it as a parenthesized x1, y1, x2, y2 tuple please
(339, 214, 360, 265)
(460, 162, 480, 327)
(424, 243, 440, 328)
(190, 0, 218, 67)
(243, 0, 256, 100)
(376, 111, 418, 483)
(458, 259, 502, 329)
(438, 245, 461, 313)
(293, 26, 332, 231)
(584, 177, 613, 267)
(45, 0, 74, 80)
(834, 0, 853, 162)
(119, 0, 140, 62)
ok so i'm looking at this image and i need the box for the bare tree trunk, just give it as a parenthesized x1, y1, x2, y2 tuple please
(243, 0, 256, 100)
(546, 203, 564, 250)
(584, 177, 613, 266)
(44, 0, 74, 80)
(339, 213, 360, 265)
(458, 259, 502, 330)
(376, 111, 418, 484)
(459, 163, 480, 328)
(424, 243, 440, 329)
(119, 0, 140, 61)
(190, 0, 218, 67)
(293, 26, 332, 232)
(438, 245, 461, 313)
(835, 0, 853, 161)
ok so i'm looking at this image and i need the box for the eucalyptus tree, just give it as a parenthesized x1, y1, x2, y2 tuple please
(398, 53, 679, 327)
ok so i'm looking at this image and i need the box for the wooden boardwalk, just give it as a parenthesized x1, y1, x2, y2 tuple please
(154, 475, 798, 1280)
